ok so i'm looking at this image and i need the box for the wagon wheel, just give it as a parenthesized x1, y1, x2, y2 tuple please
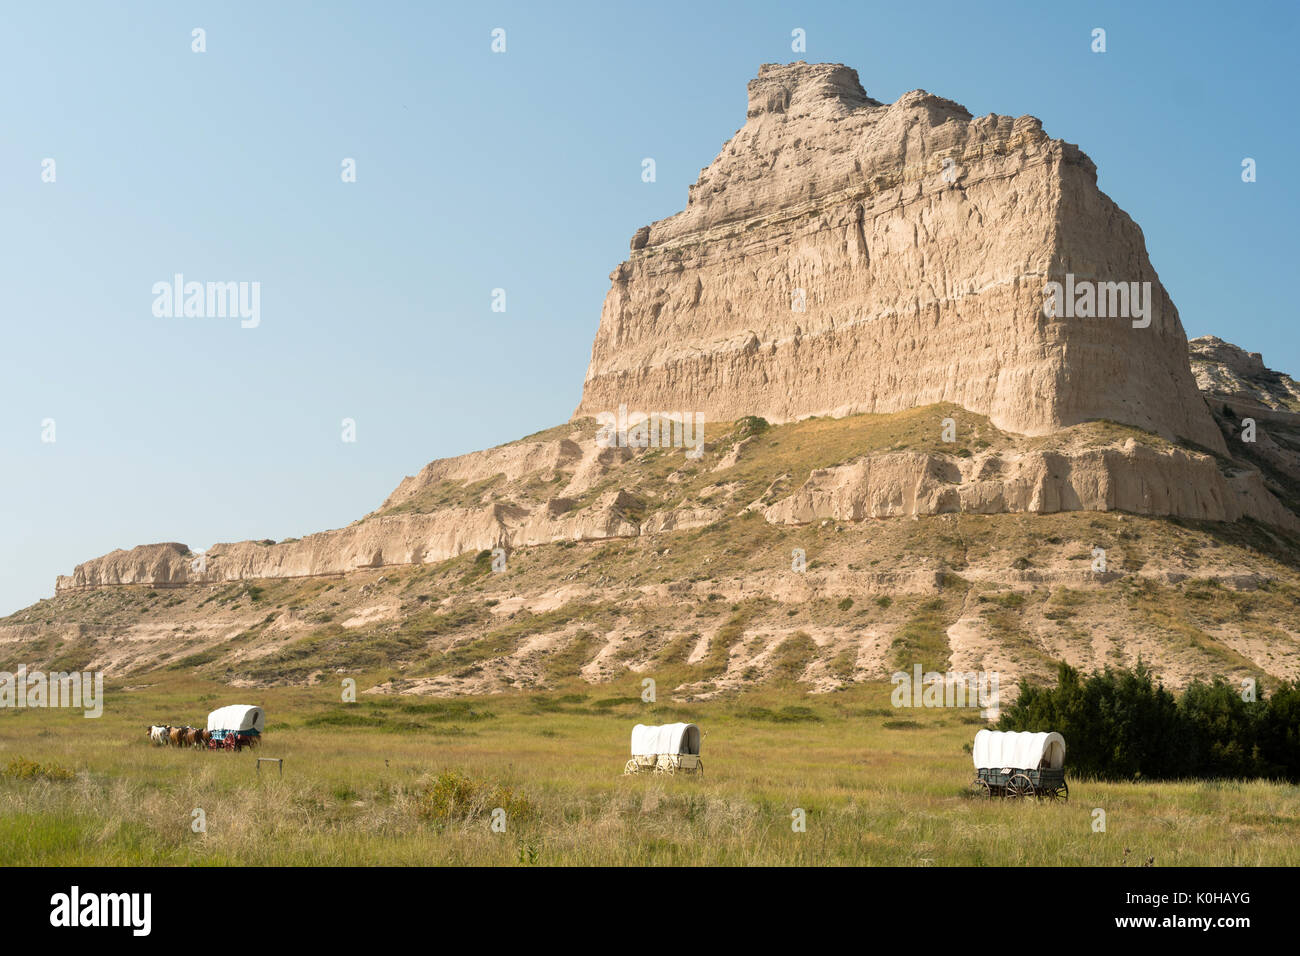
(1005, 773, 1034, 799)
(1044, 781, 1069, 803)
(696, 759, 703, 779)
(623, 759, 638, 775)
(976, 779, 993, 798)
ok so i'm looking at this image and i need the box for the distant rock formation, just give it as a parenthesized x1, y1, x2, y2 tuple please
(1191, 335, 1300, 414)
(1191, 335, 1300, 515)
(52, 64, 1300, 595)
(764, 439, 1297, 530)
(575, 61, 1224, 453)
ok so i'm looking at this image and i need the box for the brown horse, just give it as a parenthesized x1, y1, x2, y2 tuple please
(183, 727, 202, 748)
(168, 727, 184, 747)
(198, 729, 212, 748)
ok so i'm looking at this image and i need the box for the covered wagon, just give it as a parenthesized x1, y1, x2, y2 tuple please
(624, 723, 703, 776)
(206, 704, 265, 751)
(973, 729, 1067, 800)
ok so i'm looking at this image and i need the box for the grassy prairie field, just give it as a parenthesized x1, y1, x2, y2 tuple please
(2, 672, 1298, 866)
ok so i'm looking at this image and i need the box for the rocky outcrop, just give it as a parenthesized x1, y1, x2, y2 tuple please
(1191, 335, 1300, 515)
(54, 542, 198, 590)
(574, 61, 1225, 454)
(380, 439, 584, 512)
(57, 418, 1300, 592)
(56, 490, 643, 592)
(763, 439, 1299, 530)
(1190, 335, 1300, 413)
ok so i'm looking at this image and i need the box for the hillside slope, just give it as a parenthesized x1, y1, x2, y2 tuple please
(8, 397, 1300, 700)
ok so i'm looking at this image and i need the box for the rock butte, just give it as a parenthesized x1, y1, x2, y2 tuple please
(52, 62, 1300, 594)
(576, 62, 1225, 454)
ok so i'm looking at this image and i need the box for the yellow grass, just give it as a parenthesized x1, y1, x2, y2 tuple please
(2, 673, 1297, 866)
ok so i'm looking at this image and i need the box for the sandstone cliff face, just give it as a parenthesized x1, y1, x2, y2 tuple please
(55, 407, 1298, 593)
(1190, 335, 1300, 414)
(763, 440, 1298, 530)
(54, 429, 648, 592)
(1191, 335, 1300, 515)
(574, 62, 1224, 454)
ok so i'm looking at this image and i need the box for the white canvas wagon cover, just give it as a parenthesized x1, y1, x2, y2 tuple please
(972, 730, 1065, 771)
(207, 704, 265, 734)
(631, 723, 701, 757)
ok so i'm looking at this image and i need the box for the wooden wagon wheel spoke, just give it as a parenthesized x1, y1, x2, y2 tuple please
(1005, 773, 1034, 799)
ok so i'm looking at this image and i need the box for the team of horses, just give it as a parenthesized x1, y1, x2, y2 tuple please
(146, 724, 258, 751)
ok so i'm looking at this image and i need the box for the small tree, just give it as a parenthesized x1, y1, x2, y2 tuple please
(1258, 680, 1300, 780)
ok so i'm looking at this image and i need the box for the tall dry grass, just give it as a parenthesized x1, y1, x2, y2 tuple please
(1, 673, 1297, 865)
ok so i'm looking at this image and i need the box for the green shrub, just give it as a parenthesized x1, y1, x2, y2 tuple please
(733, 416, 770, 439)
(3, 758, 74, 781)
(415, 770, 533, 828)
(733, 705, 822, 723)
(1000, 663, 1300, 782)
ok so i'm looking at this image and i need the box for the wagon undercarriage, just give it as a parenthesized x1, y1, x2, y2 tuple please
(975, 767, 1068, 801)
(623, 754, 703, 777)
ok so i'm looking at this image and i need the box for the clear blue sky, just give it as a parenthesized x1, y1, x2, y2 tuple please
(3, 0, 1297, 615)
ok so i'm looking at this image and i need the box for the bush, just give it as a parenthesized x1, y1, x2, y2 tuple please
(3, 757, 74, 781)
(998, 663, 1300, 782)
(1178, 679, 1260, 778)
(733, 705, 822, 723)
(1257, 681, 1300, 780)
(415, 770, 533, 828)
(733, 416, 770, 439)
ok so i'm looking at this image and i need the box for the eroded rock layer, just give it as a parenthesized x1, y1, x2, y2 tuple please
(55, 408, 1298, 593)
(574, 61, 1224, 453)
